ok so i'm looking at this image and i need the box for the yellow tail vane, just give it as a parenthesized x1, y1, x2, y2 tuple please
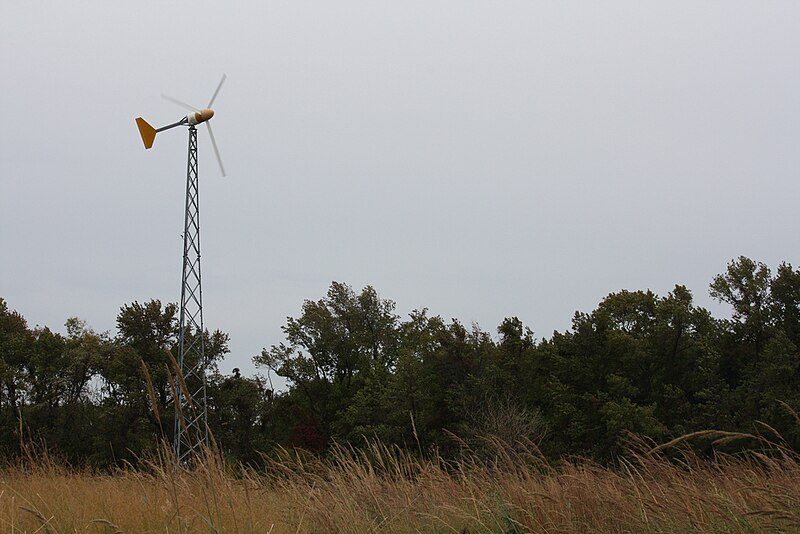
(135, 117, 157, 149)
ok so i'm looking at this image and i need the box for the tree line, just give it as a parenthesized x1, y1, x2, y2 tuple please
(2, 256, 800, 466)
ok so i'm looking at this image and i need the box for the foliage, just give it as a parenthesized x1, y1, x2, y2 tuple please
(3, 257, 800, 466)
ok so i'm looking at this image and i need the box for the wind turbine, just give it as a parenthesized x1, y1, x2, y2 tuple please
(135, 74, 226, 465)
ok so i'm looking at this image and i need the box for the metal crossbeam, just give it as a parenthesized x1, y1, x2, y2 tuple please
(173, 126, 209, 464)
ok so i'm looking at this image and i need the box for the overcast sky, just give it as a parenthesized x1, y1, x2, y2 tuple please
(2, 2, 799, 382)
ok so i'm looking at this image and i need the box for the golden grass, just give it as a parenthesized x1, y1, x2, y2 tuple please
(2, 436, 800, 533)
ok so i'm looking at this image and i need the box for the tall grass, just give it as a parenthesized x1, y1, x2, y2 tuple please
(2, 432, 800, 533)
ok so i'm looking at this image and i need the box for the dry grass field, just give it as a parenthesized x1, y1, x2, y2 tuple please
(2, 434, 800, 533)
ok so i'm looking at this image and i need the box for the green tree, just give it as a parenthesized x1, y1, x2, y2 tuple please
(208, 369, 273, 464)
(113, 300, 179, 407)
(770, 262, 800, 345)
(0, 298, 34, 453)
(710, 257, 772, 386)
(256, 282, 400, 448)
(537, 288, 722, 459)
(92, 299, 229, 465)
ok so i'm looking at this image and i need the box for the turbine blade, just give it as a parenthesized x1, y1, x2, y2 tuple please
(206, 122, 226, 177)
(162, 94, 199, 112)
(207, 74, 226, 108)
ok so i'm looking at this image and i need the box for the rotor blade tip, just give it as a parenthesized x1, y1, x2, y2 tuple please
(207, 74, 227, 108)
(206, 122, 226, 177)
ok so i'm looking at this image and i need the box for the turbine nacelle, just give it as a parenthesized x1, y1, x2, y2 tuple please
(188, 108, 214, 126)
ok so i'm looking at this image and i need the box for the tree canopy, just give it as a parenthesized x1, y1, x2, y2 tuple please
(2, 256, 800, 466)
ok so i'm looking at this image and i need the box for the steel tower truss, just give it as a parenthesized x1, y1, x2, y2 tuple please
(173, 125, 209, 464)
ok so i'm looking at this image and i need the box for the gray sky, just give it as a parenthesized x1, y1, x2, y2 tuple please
(2, 2, 799, 382)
